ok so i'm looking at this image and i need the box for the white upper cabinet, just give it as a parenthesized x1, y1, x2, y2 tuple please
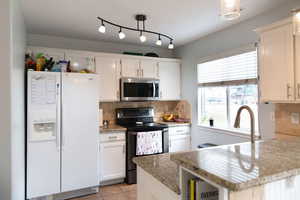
(95, 57, 120, 102)
(120, 58, 141, 78)
(295, 34, 300, 101)
(256, 19, 294, 102)
(159, 61, 181, 100)
(140, 60, 159, 79)
(120, 58, 159, 79)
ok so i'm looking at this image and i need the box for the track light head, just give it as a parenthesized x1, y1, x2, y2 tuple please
(156, 35, 162, 46)
(168, 40, 174, 49)
(119, 28, 126, 39)
(98, 20, 106, 33)
(140, 31, 147, 43)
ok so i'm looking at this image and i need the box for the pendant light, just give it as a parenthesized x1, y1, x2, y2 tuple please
(156, 35, 162, 46)
(293, 9, 300, 36)
(220, 0, 241, 20)
(98, 20, 106, 33)
(118, 27, 126, 39)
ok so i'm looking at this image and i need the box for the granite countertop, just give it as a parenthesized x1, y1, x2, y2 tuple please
(133, 153, 181, 195)
(157, 121, 191, 127)
(100, 124, 127, 133)
(170, 138, 300, 191)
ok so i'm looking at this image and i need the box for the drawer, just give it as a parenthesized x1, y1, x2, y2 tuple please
(100, 132, 126, 142)
(168, 126, 190, 136)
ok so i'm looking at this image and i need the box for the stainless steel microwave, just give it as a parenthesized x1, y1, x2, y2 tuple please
(120, 78, 160, 101)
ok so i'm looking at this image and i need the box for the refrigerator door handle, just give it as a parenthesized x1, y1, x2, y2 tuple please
(61, 92, 65, 150)
(56, 83, 61, 151)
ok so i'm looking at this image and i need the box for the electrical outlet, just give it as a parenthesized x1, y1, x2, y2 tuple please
(291, 113, 300, 124)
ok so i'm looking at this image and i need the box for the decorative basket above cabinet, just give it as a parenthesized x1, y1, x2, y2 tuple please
(255, 18, 300, 103)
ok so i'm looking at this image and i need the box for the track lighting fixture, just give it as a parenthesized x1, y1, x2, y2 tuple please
(97, 14, 174, 49)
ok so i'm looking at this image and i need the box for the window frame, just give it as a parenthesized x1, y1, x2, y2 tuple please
(196, 46, 259, 136)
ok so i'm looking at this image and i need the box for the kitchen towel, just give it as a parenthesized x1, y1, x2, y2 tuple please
(136, 131, 163, 156)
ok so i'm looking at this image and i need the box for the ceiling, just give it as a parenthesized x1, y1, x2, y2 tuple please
(23, 0, 290, 48)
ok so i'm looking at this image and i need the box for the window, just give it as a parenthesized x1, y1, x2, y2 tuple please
(197, 50, 259, 134)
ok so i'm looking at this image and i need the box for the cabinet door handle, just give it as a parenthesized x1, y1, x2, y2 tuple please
(120, 60, 123, 76)
(123, 145, 125, 154)
(137, 69, 139, 77)
(287, 84, 292, 99)
(297, 84, 300, 99)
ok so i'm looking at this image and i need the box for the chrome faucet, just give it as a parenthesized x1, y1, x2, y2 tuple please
(234, 105, 255, 143)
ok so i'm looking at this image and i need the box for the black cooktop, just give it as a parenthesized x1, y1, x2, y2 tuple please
(123, 122, 168, 132)
(116, 107, 168, 132)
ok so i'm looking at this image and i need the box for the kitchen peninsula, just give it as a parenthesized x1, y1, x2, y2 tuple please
(134, 138, 300, 200)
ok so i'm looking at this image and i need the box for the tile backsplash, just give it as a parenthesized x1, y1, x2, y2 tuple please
(275, 104, 300, 136)
(99, 100, 191, 125)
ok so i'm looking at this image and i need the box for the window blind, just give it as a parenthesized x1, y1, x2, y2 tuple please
(197, 51, 258, 86)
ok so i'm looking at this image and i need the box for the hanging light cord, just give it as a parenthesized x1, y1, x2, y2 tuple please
(97, 16, 174, 42)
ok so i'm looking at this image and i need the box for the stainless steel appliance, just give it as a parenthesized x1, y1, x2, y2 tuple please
(120, 77, 160, 101)
(116, 107, 169, 184)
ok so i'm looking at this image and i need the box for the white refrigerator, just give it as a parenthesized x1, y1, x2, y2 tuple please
(27, 71, 99, 199)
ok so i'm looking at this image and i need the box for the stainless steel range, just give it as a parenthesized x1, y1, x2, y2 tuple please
(116, 107, 169, 184)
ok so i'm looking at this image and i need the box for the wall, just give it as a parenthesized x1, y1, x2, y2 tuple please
(275, 104, 300, 136)
(100, 100, 191, 124)
(0, 0, 13, 199)
(10, 0, 27, 199)
(0, 0, 26, 199)
(27, 34, 174, 58)
(174, 0, 300, 147)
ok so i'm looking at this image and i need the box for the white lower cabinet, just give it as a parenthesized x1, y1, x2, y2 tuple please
(169, 126, 191, 153)
(99, 132, 126, 183)
(169, 135, 191, 153)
